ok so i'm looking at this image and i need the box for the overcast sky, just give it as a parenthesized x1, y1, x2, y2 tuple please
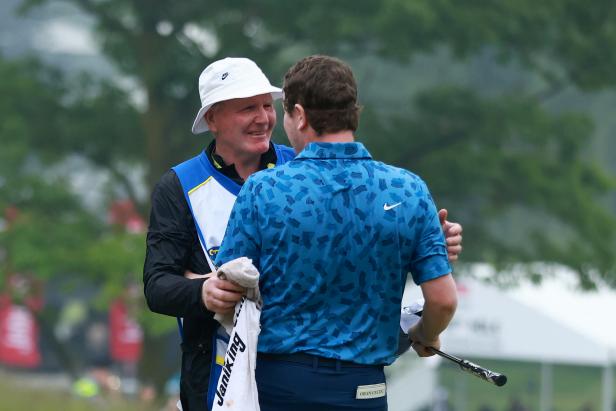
(0, 0, 115, 76)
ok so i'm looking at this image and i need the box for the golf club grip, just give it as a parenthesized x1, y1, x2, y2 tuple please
(430, 347, 507, 387)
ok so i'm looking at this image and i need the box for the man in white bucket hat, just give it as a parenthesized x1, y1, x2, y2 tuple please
(143, 57, 463, 411)
(191, 57, 283, 134)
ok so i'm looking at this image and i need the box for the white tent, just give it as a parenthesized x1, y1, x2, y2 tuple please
(391, 271, 616, 411)
(387, 356, 440, 411)
(440, 277, 612, 366)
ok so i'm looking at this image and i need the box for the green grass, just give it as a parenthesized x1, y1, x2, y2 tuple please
(0, 375, 165, 411)
(1, 361, 613, 411)
(439, 359, 611, 411)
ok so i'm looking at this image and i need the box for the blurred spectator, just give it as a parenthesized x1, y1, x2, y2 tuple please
(579, 402, 594, 411)
(508, 398, 530, 411)
(0, 273, 43, 369)
(108, 199, 146, 233)
(479, 404, 495, 411)
(85, 320, 111, 367)
(109, 282, 143, 396)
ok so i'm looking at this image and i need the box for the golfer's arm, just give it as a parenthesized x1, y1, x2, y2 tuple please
(418, 273, 457, 341)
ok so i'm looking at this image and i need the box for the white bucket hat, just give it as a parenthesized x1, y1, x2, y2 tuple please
(191, 57, 283, 134)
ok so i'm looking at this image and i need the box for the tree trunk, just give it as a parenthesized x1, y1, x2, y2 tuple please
(142, 101, 169, 194)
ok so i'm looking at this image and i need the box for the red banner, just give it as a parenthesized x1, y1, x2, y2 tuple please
(0, 301, 41, 368)
(109, 300, 143, 363)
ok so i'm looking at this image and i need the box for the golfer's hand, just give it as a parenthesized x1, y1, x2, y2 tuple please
(201, 276, 246, 314)
(438, 209, 463, 262)
(408, 322, 440, 358)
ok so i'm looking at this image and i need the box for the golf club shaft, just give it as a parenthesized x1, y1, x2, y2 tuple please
(403, 306, 507, 387)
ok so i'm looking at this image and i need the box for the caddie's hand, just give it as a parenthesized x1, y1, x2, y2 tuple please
(201, 276, 246, 314)
(438, 209, 463, 262)
(184, 270, 212, 280)
(408, 322, 440, 358)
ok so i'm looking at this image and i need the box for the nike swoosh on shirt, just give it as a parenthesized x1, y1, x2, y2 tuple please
(383, 202, 402, 211)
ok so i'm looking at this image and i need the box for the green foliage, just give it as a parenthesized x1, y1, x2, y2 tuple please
(83, 231, 145, 302)
(362, 85, 616, 283)
(2, 212, 98, 279)
(6, 0, 616, 291)
(0, 54, 143, 294)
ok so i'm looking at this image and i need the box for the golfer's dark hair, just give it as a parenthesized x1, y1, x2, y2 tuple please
(283, 55, 360, 135)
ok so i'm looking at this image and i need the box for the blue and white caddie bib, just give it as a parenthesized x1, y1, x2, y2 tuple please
(172, 144, 294, 410)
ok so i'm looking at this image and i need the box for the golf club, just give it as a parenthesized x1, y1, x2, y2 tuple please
(427, 346, 507, 386)
(400, 302, 508, 387)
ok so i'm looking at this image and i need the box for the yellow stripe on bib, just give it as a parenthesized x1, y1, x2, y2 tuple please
(188, 176, 213, 195)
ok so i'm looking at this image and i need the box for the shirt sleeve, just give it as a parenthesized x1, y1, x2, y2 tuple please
(143, 170, 213, 320)
(215, 178, 262, 269)
(407, 179, 452, 285)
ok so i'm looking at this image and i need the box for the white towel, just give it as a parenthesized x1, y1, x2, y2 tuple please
(212, 257, 261, 411)
(400, 298, 424, 334)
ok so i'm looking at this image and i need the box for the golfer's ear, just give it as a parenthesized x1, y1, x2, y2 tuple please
(294, 104, 308, 130)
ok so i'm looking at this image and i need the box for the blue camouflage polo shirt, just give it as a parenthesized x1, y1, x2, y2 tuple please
(215, 142, 451, 365)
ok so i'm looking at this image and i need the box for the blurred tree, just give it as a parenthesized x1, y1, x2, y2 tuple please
(9, 0, 616, 388)
(0, 57, 98, 282)
(0, 55, 157, 379)
(16, 0, 616, 286)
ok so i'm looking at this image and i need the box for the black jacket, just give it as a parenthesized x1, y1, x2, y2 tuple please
(143, 143, 279, 410)
(143, 169, 216, 410)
